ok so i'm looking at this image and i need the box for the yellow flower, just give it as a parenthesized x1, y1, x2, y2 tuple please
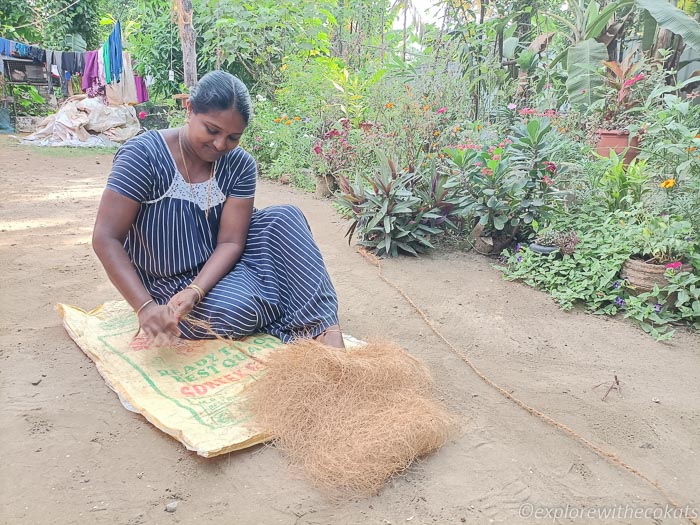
(294, 116, 301, 121)
(385, 102, 395, 109)
(280, 64, 288, 72)
(660, 178, 676, 189)
(285, 120, 292, 125)
(695, 134, 700, 139)
(281, 114, 287, 120)
(423, 104, 430, 111)
(687, 146, 697, 152)
(476, 124, 483, 131)
(274, 118, 281, 123)
(454, 126, 461, 132)
(433, 130, 440, 136)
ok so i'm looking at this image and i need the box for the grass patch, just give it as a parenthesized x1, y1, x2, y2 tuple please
(0, 135, 118, 157)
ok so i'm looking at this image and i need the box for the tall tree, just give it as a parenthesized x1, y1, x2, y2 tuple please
(176, 0, 198, 89)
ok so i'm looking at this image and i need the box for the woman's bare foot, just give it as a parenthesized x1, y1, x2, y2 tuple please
(314, 324, 346, 349)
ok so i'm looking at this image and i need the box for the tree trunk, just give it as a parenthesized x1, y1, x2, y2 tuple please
(402, 6, 407, 62)
(380, 7, 385, 64)
(176, 0, 198, 89)
(654, 27, 674, 60)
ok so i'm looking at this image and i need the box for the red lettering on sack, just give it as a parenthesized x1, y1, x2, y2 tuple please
(178, 372, 245, 397)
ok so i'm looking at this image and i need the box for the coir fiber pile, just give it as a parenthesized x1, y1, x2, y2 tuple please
(245, 339, 456, 497)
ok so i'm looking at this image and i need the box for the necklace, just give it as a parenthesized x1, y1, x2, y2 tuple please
(178, 127, 215, 220)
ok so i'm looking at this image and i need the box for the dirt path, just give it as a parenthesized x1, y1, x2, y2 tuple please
(1, 136, 698, 525)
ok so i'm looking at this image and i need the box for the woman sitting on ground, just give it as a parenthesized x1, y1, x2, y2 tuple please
(92, 70, 344, 349)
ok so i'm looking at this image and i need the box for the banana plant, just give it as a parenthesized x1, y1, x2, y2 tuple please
(565, 39, 609, 110)
(543, 0, 635, 69)
(637, 0, 700, 54)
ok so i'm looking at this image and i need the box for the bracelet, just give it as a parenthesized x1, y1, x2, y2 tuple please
(186, 283, 205, 304)
(135, 299, 154, 315)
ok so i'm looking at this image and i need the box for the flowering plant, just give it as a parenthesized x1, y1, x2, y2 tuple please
(443, 118, 566, 247)
(312, 118, 359, 182)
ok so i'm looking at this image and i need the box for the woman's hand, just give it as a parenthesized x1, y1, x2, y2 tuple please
(168, 288, 200, 321)
(137, 303, 181, 347)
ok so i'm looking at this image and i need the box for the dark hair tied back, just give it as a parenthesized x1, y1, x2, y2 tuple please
(188, 71, 252, 124)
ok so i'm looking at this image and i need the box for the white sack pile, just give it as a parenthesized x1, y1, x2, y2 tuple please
(23, 94, 139, 147)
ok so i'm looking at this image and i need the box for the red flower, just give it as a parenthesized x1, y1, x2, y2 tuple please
(138, 111, 147, 120)
(313, 144, 323, 155)
(665, 261, 682, 270)
(436, 107, 447, 114)
(544, 161, 557, 173)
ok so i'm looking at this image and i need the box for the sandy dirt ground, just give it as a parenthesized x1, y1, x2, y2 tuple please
(1, 135, 699, 525)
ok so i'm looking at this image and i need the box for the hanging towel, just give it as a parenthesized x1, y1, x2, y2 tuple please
(120, 52, 138, 105)
(13, 42, 30, 58)
(28, 46, 45, 63)
(82, 50, 100, 91)
(108, 21, 124, 82)
(76, 52, 85, 75)
(0, 38, 11, 75)
(0, 38, 11, 56)
(135, 75, 149, 104)
(102, 42, 111, 84)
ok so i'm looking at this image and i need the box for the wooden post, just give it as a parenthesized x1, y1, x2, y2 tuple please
(176, 0, 198, 89)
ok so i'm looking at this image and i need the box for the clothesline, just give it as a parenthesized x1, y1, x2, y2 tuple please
(1, 23, 149, 106)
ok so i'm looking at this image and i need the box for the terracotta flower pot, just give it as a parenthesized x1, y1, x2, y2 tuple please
(620, 258, 693, 293)
(596, 129, 641, 165)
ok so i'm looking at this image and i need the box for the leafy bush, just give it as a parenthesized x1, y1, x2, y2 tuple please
(501, 204, 699, 339)
(242, 97, 317, 189)
(621, 271, 700, 339)
(596, 153, 650, 212)
(502, 205, 635, 309)
(443, 118, 567, 244)
(336, 152, 460, 257)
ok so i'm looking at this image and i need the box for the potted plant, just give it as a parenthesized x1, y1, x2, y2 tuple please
(530, 230, 559, 254)
(591, 54, 646, 165)
(621, 215, 696, 292)
(529, 229, 580, 255)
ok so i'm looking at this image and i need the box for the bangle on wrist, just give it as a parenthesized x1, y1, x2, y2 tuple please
(136, 299, 154, 315)
(186, 283, 205, 304)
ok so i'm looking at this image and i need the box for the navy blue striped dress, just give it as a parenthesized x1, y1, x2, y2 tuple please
(106, 130, 339, 342)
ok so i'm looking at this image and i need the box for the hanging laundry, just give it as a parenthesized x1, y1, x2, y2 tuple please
(0, 38, 11, 76)
(28, 46, 45, 63)
(102, 42, 111, 84)
(82, 50, 100, 91)
(135, 75, 149, 104)
(76, 52, 85, 74)
(62, 52, 81, 75)
(119, 52, 138, 105)
(12, 42, 30, 58)
(97, 47, 106, 84)
(46, 50, 60, 92)
(107, 21, 124, 83)
(0, 38, 11, 56)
